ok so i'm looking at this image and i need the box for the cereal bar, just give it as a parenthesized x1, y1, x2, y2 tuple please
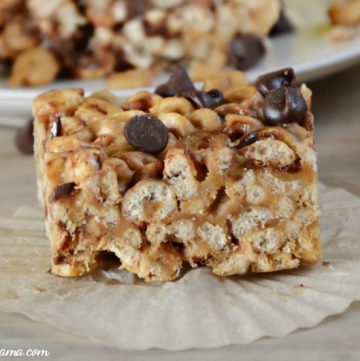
(33, 66, 321, 281)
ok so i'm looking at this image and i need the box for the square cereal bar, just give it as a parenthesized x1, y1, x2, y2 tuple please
(33, 66, 321, 281)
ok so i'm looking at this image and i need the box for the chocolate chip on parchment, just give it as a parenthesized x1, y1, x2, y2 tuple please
(52, 182, 77, 201)
(15, 118, 34, 155)
(228, 34, 265, 70)
(263, 87, 307, 126)
(155, 64, 196, 97)
(256, 68, 296, 96)
(269, 9, 294, 37)
(124, 114, 169, 153)
(50, 116, 62, 137)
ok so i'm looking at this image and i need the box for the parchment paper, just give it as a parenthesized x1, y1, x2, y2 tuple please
(0, 183, 359, 351)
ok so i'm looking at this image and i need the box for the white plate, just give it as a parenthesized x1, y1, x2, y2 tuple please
(1, 0, 360, 127)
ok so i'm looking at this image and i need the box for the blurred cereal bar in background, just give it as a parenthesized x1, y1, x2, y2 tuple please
(329, 0, 360, 26)
(0, 0, 291, 88)
(328, 0, 360, 42)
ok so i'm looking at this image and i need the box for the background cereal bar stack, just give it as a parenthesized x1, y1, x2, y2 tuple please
(33, 67, 321, 281)
(0, 0, 283, 87)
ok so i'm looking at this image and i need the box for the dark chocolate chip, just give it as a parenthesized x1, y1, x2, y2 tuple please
(155, 65, 223, 108)
(52, 182, 77, 201)
(263, 87, 307, 125)
(155, 64, 196, 97)
(201, 89, 224, 108)
(52, 24, 94, 72)
(53, 255, 66, 265)
(113, 49, 134, 72)
(183, 88, 224, 109)
(230, 234, 239, 245)
(124, 114, 169, 153)
(0, 59, 12, 77)
(182, 89, 204, 108)
(126, 0, 151, 19)
(143, 19, 171, 38)
(256, 68, 296, 96)
(171, 241, 185, 251)
(15, 119, 34, 155)
(228, 34, 265, 70)
(50, 116, 62, 137)
(269, 9, 294, 37)
(237, 131, 259, 148)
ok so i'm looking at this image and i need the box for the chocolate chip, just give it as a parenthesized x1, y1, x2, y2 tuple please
(269, 9, 294, 37)
(126, 0, 151, 19)
(52, 182, 77, 201)
(143, 19, 170, 38)
(237, 131, 259, 148)
(228, 34, 265, 70)
(170, 241, 185, 252)
(263, 87, 307, 125)
(113, 50, 134, 72)
(182, 89, 204, 108)
(15, 119, 34, 155)
(256, 68, 296, 96)
(0, 59, 11, 77)
(183, 89, 224, 109)
(53, 255, 66, 265)
(155, 65, 196, 97)
(155, 65, 223, 108)
(124, 114, 169, 153)
(201, 89, 224, 108)
(52, 24, 94, 72)
(50, 116, 62, 137)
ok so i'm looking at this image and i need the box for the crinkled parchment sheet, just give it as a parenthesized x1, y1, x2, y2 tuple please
(0, 183, 359, 351)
